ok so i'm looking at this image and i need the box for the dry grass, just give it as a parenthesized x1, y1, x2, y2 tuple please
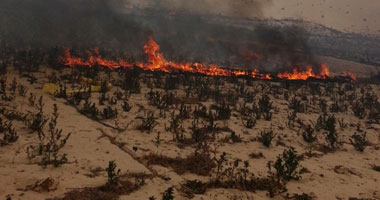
(49, 173, 148, 200)
(143, 153, 216, 176)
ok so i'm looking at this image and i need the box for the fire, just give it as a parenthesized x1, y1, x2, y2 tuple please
(62, 37, 358, 81)
(343, 72, 357, 80)
(277, 64, 330, 80)
(348, 73, 357, 81)
(320, 64, 330, 77)
(64, 49, 89, 67)
(137, 37, 271, 79)
(64, 49, 132, 69)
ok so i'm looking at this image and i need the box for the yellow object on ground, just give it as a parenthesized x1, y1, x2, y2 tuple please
(81, 76, 100, 85)
(42, 83, 61, 95)
(79, 76, 113, 87)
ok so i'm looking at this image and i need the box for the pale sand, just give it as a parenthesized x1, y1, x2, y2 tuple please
(0, 58, 379, 200)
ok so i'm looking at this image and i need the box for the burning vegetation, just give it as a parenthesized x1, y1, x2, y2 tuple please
(62, 36, 357, 81)
(1, 1, 380, 200)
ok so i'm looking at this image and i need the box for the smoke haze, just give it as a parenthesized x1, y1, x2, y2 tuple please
(122, 0, 272, 18)
(0, 0, 149, 50)
(0, 0, 322, 72)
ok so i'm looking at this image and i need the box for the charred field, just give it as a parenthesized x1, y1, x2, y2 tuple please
(1, 46, 380, 200)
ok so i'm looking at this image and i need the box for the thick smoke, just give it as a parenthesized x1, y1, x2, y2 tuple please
(0, 0, 149, 51)
(252, 25, 319, 71)
(0, 0, 319, 72)
(122, 0, 272, 18)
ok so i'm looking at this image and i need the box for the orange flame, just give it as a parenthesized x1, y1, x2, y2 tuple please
(62, 37, 360, 81)
(343, 72, 357, 80)
(320, 64, 330, 77)
(277, 64, 330, 80)
(137, 37, 271, 79)
(348, 73, 357, 81)
(64, 49, 132, 69)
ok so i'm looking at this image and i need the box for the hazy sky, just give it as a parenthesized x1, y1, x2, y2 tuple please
(265, 0, 380, 34)
(123, 0, 380, 34)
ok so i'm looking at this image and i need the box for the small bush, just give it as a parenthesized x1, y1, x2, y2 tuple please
(287, 111, 297, 128)
(329, 100, 346, 113)
(338, 118, 347, 130)
(0, 118, 10, 133)
(102, 106, 118, 119)
(302, 125, 316, 143)
(243, 114, 256, 129)
(80, 100, 99, 119)
(162, 187, 174, 200)
(137, 112, 157, 133)
(323, 129, 340, 151)
(288, 97, 305, 113)
(314, 113, 336, 133)
(352, 101, 366, 119)
(212, 102, 231, 120)
(181, 180, 207, 195)
(223, 131, 242, 143)
(349, 132, 368, 152)
(98, 93, 106, 105)
(319, 99, 327, 113)
(166, 112, 183, 136)
(258, 130, 277, 147)
(249, 152, 264, 159)
(0, 122, 18, 146)
(0, 108, 28, 122)
(269, 147, 302, 181)
(258, 94, 273, 120)
(18, 84, 28, 97)
(29, 93, 36, 106)
(189, 119, 208, 144)
(27, 108, 48, 134)
(372, 165, 380, 172)
(106, 161, 121, 186)
(293, 193, 313, 200)
(210, 154, 282, 197)
(26, 104, 71, 168)
(178, 103, 191, 119)
(122, 101, 132, 112)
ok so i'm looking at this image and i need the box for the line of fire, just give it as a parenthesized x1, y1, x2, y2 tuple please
(63, 37, 357, 81)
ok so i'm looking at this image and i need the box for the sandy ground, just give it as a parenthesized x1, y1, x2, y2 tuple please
(0, 59, 380, 200)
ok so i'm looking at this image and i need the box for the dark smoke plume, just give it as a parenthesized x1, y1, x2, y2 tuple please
(252, 24, 319, 71)
(0, 0, 149, 51)
(121, 0, 272, 18)
(0, 0, 319, 72)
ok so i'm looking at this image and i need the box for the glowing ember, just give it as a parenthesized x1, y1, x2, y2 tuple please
(62, 37, 358, 81)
